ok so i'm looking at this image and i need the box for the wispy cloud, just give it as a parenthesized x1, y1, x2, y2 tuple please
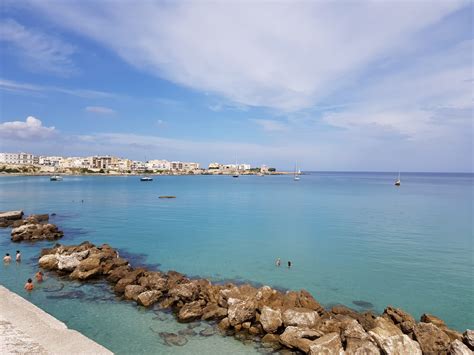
(0, 19, 76, 76)
(0, 78, 116, 99)
(252, 119, 288, 132)
(85, 106, 116, 115)
(20, 1, 467, 110)
(0, 116, 57, 140)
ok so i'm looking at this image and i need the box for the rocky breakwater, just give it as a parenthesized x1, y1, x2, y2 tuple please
(0, 211, 63, 242)
(38, 242, 473, 354)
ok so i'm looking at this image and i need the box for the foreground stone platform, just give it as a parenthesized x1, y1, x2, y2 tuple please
(0, 285, 112, 355)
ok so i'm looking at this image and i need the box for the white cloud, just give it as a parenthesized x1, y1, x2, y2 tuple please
(0, 19, 76, 75)
(21, 0, 467, 110)
(0, 116, 57, 140)
(252, 119, 288, 132)
(85, 106, 116, 115)
(0, 78, 115, 99)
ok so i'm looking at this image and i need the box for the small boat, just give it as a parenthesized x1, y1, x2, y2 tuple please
(294, 162, 300, 181)
(394, 172, 401, 186)
(50, 175, 63, 181)
(140, 176, 153, 182)
(233, 173, 239, 178)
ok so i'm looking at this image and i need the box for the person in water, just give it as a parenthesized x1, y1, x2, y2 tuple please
(35, 271, 44, 282)
(288, 261, 292, 268)
(16, 250, 21, 262)
(3, 253, 11, 263)
(24, 278, 34, 291)
(276, 258, 281, 267)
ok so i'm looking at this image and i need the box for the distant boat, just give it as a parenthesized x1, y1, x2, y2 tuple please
(394, 172, 401, 186)
(233, 173, 239, 178)
(140, 176, 153, 182)
(233, 157, 239, 178)
(294, 162, 300, 181)
(50, 175, 63, 181)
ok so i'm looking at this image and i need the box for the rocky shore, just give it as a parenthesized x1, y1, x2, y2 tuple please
(38, 241, 473, 354)
(0, 210, 63, 242)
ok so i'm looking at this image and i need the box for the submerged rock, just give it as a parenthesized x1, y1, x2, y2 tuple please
(159, 332, 188, 346)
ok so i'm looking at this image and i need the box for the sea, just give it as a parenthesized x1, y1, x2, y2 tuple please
(0, 172, 472, 354)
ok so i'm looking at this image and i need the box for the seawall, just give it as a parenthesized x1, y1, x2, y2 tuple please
(0, 285, 113, 355)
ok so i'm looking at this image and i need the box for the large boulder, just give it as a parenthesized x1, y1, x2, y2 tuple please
(260, 306, 282, 333)
(106, 265, 131, 283)
(168, 282, 199, 302)
(369, 317, 422, 354)
(279, 326, 323, 353)
(420, 313, 463, 341)
(308, 332, 344, 355)
(137, 290, 162, 307)
(138, 272, 167, 291)
(342, 319, 380, 355)
(201, 303, 228, 320)
(449, 340, 472, 355)
(0, 210, 23, 227)
(124, 285, 147, 301)
(413, 322, 450, 354)
(227, 297, 256, 326)
(69, 266, 101, 280)
(38, 254, 58, 270)
(383, 306, 416, 335)
(282, 307, 319, 328)
(57, 250, 89, 271)
(463, 330, 474, 350)
(11, 223, 63, 242)
(178, 300, 206, 322)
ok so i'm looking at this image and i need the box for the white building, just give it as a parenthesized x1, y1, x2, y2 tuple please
(0, 152, 36, 165)
(238, 164, 251, 171)
(146, 160, 171, 171)
(170, 161, 200, 171)
(38, 156, 63, 167)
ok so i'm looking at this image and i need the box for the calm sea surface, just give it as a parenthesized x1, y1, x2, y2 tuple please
(0, 173, 472, 353)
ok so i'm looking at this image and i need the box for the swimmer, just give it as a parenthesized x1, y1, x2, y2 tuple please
(24, 278, 34, 291)
(16, 250, 21, 262)
(3, 253, 11, 263)
(35, 271, 44, 282)
(276, 258, 281, 267)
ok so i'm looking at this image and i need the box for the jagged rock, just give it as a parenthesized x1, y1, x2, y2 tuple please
(201, 303, 228, 320)
(166, 271, 187, 289)
(11, 223, 63, 242)
(101, 257, 129, 274)
(218, 317, 231, 331)
(38, 254, 58, 269)
(342, 320, 380, 354)
(463, 330, 474, 350)
(383, 306, 416, 334)
(260, 306, 282, 333)
(57, 250, 89, 271)
(138, 272, 167, 291)
(70, 266, 101, 280)
(137, 290, 162, 307)
(124, 285, 146, 301)
(282, 307, 319, 328)
(159, 332, 188, 346)
(249, 324, 262, 335)
(308, 332, 343, 354)
(115, 277, 137, 294)
(369, 317, 421, 354)
(420, 313, 463, 341)
(106, 265, 131, 283)
(296, 290, 326, 315)
(227, 297, 256, 326)
(261, 334, 281, 349)
(0, 210, 23, 227)
(168, 282, 199, 302)
(413, 322, 450, 354)
(178, 300, 206, 322)
(279, 326, 323, 353)
(449, 340, 472, 355)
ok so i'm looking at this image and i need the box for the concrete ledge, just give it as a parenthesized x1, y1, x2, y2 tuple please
(0, 285, 113, 354)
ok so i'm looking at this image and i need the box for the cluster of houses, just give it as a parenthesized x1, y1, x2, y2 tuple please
(0, 152, 270, 174)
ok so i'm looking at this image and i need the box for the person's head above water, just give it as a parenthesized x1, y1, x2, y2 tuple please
(27, 278, 32, 283)
(5, 253, 9, 256)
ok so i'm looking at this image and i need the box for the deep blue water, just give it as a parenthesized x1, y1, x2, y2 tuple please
(0, 173, 472, 353)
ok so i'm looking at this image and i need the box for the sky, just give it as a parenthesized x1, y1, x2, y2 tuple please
(0, 0, 472, 172)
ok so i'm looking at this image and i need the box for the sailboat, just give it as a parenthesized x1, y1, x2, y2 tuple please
(233, 158, 239, 178)
(394, 172, 401, 186)
(294, 162, 300, 181)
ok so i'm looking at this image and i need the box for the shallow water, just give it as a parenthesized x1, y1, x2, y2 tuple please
(0, 173, 472, 353)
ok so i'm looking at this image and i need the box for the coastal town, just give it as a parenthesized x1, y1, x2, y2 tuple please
(0, 152, 275, 175)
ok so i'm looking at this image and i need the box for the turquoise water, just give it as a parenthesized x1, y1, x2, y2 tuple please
(0, 173, 472, 353)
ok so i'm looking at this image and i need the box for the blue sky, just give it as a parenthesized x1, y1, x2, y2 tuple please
(0, 0, 472, 171)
